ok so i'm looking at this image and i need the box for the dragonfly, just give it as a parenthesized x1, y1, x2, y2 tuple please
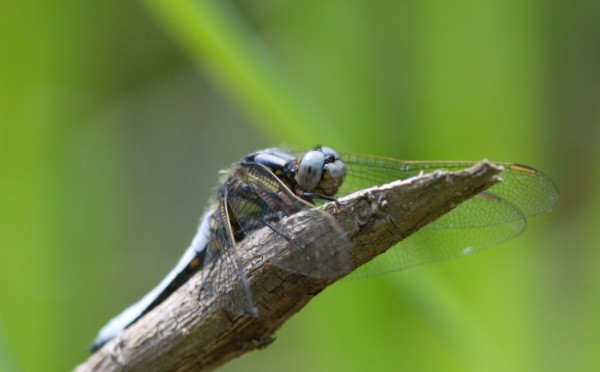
(91, 146, 558, 351)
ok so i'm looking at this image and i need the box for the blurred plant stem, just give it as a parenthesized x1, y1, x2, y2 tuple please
(143, 0, 341, 145)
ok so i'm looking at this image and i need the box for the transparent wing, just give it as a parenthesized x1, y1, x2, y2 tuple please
(340, 155, 559, 279)
(227, 162, 352, 279)
(199, 200, 257, 317)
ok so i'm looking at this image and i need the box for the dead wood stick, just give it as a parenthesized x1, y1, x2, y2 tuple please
(76, 161, 502, 372)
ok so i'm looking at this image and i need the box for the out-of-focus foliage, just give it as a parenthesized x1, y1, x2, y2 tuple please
(0, 0, 598, 371)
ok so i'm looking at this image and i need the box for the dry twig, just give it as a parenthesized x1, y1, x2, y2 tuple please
(76, 161, 502, 372)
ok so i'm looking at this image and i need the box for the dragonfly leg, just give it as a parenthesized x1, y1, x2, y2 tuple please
(299, 191, 340, 205)
(263, 217, 291, 241)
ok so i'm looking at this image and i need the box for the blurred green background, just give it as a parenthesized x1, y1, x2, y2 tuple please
(1, 0, 598, 371)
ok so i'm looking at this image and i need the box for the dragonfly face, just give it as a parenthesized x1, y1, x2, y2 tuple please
(91, 146, 558, 351)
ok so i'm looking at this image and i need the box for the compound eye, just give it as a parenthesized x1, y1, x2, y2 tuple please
(297, 150, 325, 191)
(320, 146, 339, 162)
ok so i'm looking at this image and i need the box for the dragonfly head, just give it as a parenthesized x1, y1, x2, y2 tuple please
(295, 146, 346, 197)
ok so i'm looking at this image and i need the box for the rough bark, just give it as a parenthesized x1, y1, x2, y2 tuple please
(76, 161, 502, 372)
